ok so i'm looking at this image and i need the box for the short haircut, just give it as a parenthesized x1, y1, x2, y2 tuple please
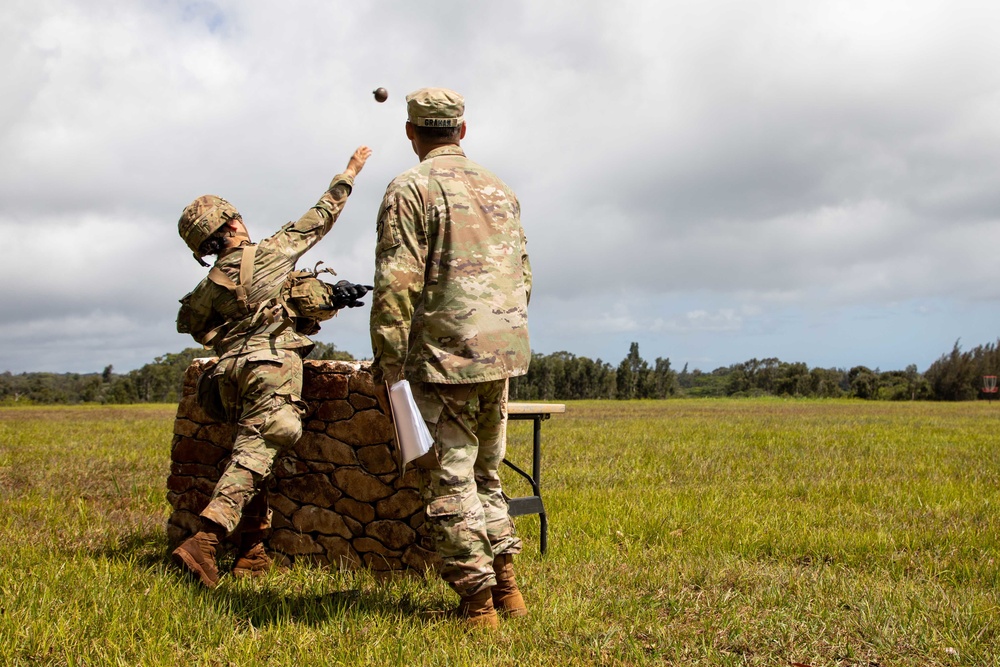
(413, 123, 462, 143)
(197, 216, 240, 257)
(198, 232, 227, 257)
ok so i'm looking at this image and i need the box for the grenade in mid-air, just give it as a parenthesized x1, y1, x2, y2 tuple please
(373, 87, 388, 103)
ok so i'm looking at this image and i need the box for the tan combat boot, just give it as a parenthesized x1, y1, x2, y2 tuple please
(492, 553, 528, 617)
(456, 588, 499, 629)
(171, 520, 226, 589)
(232, 532, 287, 578)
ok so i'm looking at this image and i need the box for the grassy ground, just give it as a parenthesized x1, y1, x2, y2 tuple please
(1, 399, 999, 666)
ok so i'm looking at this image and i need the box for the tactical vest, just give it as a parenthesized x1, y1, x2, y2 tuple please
(203, 244, 345, 343)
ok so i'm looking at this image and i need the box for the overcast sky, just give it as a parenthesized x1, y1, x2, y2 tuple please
(3, 0, 1000, 375)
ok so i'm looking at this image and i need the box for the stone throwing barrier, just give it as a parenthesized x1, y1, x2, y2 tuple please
(166, 359, 441, 574)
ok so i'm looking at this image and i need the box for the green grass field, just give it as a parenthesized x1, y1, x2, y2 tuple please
(1, 400, 999, 666)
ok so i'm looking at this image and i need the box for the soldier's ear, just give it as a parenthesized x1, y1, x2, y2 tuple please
(405, 122, 416, 141)
(459, 123, 467, 140)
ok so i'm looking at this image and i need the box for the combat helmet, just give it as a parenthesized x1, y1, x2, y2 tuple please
(178, 195, 240, 263)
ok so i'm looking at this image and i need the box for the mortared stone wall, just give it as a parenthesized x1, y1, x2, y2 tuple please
(166, 359, 440, 573)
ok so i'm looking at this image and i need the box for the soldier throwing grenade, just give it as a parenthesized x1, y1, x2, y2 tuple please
(172, 146, 371, 588)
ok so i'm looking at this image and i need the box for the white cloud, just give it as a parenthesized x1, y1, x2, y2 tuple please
(2, 0, 1000, 373)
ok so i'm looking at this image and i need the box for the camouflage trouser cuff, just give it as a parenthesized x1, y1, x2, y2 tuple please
(492, 535, 523, 557)
(200, 505, 236, 535)
(456, 572, 498, 598)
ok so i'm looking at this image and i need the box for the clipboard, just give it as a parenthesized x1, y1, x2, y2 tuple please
(384, 379, 434, 469)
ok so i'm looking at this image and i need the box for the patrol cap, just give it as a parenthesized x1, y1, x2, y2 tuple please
(406, 87, 464, 128)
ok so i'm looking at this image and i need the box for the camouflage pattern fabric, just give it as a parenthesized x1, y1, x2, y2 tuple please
(370, 138, 530, 596)
(410, 379, 521, 596)
(200, 347, 304, 534)
(177, 173, 356, 535)
(177, 174, 355, 360)
(369, 145, 531, 385)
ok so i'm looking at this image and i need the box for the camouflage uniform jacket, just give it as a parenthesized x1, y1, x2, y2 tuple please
(371, 145, 531, 384)
(177, 174, 355, 359)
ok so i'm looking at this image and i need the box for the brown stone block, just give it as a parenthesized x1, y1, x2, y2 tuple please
(271, 509, 292, 530)
(349, 393, 378, 410)
(316, 400, 354, 422)
(304, 359, 358, 376)
(317, 536, 362, 569)
(172, 437, 227, 466)
(348, 369, 376, 396)
(364, 554, 402, 571)
(292, 505, 351, 538)
(270, 529, 323, 555)
(184, 358, 216, 389)
(395, 469, 422, 490)
(358, 444, 397, 475)
(275, 457, 310, 477)
(167, 489, 209, 514)
(304, 553, 331, 568)
(176, 394, 207, 423)
(377, 489, 423, 520)
(410, 512, 426, 533)
(179, 391, 225, 426)
(306, 461, 338, 474)
(366, 520, 417, 550)
(335, 497, 376, 524)
(305, 373, 349, 400)
(182, 364, 198, 391)
(402, 543, 441, 573)
(269, 493, 300, 518)
(304, 419, 326, 432)
(327, 409, 394, 447)
(190, 476, 218, 496)
(278, 473, 342, 506)
(342, 515, 362, 536)
(197, 423, 234, 448)
(333, 468, 393, 502)
(173, 419, 200, 438)
(295, 431, 358, 466)
(353, 537, 399, 557)
(166, 475, 192, 493)
(170, 462, 219, 479)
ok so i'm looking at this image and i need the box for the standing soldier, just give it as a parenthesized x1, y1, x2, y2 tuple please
(172, 146, 372, 588)
(370, 88, 531, 628)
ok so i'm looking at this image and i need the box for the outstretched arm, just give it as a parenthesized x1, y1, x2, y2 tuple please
(342, 145, 372, 181)
(270, 145, 373, 260)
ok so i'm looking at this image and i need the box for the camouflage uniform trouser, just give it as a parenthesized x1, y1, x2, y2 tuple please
(410, 378, 522, 597)
(200, 348, 305, 535)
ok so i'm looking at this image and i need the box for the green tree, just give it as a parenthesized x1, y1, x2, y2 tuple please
(616, 342, 649, 399)
(307, 342, 355, 361)
(925, 340, 978, 401)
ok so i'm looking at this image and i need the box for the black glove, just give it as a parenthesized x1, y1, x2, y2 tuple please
(330, 281, 373, 309)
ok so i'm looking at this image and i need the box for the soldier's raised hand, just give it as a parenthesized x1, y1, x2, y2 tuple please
(344, 146, 372, 180)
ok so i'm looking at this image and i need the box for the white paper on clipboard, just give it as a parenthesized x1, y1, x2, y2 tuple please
(387, 379, 434, 467)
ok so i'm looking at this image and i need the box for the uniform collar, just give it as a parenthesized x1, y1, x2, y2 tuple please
(217, 241, 253, 262)
(423, 145, 465, 161)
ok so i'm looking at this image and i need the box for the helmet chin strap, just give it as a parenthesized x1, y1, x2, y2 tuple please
(194, 252, 210, 267)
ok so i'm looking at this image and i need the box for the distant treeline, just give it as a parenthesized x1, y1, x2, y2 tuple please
(0, 342, 353, 405)
(2, 339, 999, 405)
(509, 340, 1000, 402)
